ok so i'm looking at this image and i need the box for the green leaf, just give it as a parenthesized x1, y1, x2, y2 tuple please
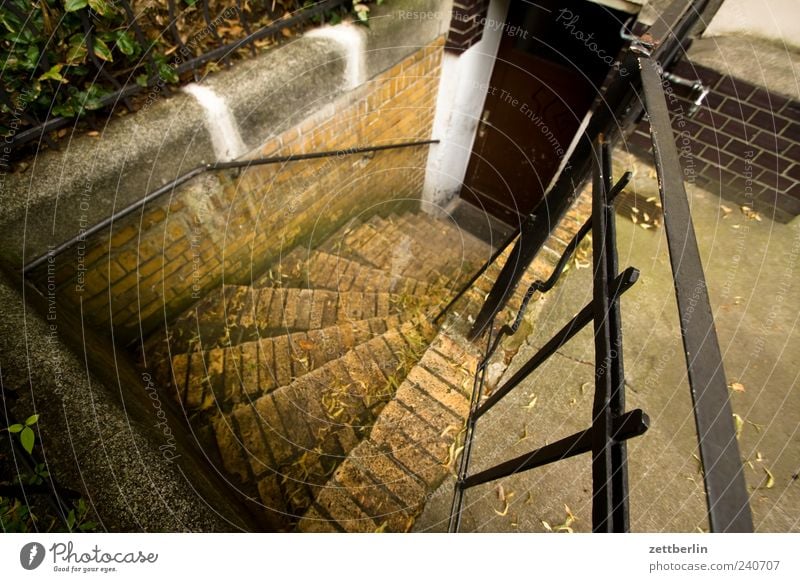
(25, 414, 40, 426)
(23, 45, 40, 70)
(158, 62, 179, 84)
(8, 424, 23, 433)
(66, 36, 87, 64)
(20, 426, 35, 454)
(88, 0, 110, 15)
(64, 0, 89, 12)
(52, 102, 76, 117)
(91, 38, 113, 62)
(115, 31, 136, 56)
(66, 509, 76, 530)
(135, 73, 149, 88)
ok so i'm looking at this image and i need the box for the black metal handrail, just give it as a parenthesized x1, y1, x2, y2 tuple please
(639, 56, 752, 532)
(21, 139, 438, 275)
(477, 170, 632, 370)
(7, 0, 350, 153)
(450, 138, 648, 532)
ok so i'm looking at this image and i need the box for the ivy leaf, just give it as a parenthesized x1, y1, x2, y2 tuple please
(91, 38, 113, 62)
(53, 102, 76, 117)
(157, 61, 179, 84)
(25, 414, 39, 426)
(79, 86, 108, 111)
(21, 45, 40, 70)
(66, 36, 88, 64)
(88, 0, 111, 15)
(7, 423, 23, 433)
(20, 426, 35, 453)
(39, 65, 67, 83)
(64, 0, 89, 12)
(115, 31, 136, 56)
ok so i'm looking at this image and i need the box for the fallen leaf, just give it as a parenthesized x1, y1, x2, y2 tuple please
(521, 395, 538, 410)
(728, 381, 745, 393)
(763, 468, 775, 489)
(296, 339, 315, 351)
(733, 413, 744, 439)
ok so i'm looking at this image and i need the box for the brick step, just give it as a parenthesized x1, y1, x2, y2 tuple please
(320, 215, 485, 286)
(390, 211, 490, 262)
(210, 320, 437, 529)
(260, 248, 438, 297)
(159, 285, 411, 355)
(168, 315, 420, 413)
(295, 329, 480, 532)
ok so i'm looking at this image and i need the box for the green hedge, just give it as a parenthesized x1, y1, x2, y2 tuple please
(1, 1, 375, 140)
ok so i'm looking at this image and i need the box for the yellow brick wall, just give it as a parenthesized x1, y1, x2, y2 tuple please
(33, 36, 445, 342)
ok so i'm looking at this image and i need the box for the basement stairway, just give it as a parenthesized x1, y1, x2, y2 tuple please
(142, 202, 590, 532)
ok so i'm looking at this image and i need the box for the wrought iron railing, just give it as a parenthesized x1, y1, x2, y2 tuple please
(450, 138, 648, 532)
(449, 0, 753, 533)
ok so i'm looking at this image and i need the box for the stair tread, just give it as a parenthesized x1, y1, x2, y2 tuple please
(211, 319, 437, 528)
(169, 315, 414, 413)
(154, 286, 411, 355)
(296, 327, 480, 532)
(261, 248, 434, 296)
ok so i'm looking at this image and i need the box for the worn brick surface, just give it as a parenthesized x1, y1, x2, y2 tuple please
(37, 37, 446, 341)
(207, 320, 432, 528)
(297, 329, 481, 531)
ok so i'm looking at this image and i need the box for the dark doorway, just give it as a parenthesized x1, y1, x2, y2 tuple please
(460, 0, 629, 224)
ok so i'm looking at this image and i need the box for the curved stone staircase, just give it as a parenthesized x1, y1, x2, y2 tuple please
(142, 206, 583, 531)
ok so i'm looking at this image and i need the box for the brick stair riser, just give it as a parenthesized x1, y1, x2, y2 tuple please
(168, 315, 412, 413)
(263, 249, 432, 298)
(211, 321, 436, 529)
(150, 286, 408, 359)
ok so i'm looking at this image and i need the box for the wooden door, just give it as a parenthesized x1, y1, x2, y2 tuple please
(461, 0, 626, 223)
